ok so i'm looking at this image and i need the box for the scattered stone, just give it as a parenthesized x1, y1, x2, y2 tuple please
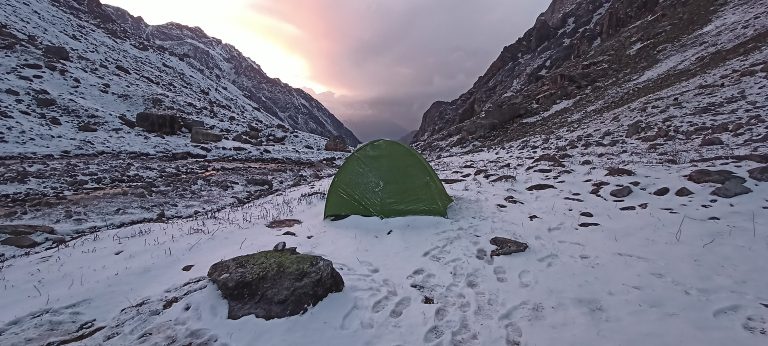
(266, 219, 302, 229)
(273, 242, 286, 251)
(526, 183, 556, 191)
(700, 136, 724, 146)
(580, 212, 594, 218)
(489, 237, 528, 257)
(440, 178, 465, 184)
(0, 224, 56, 236)
(77, 123, 97, 132)
(711, 179, 753, 198)
(504, 196, 523, 204)
(609, 186, 633, 198)
(579, 222, 600, 228)
(528, 215, 539, 221)
(282, 231, 297, 237)
(34, 96, 56, 108)
(490, 175, 515, 183)
(135, 112, 182, 134)
(42, 45, 70, 60)
(653, 187, 670, 196)
(207, 248, 344, 320)
(191, 127, 223, 144)
(675, 187, 694, 197)
(0, 235, 40, 248)
(4, 88, 20, 96)
(324, 135, 349, 152)
(605, 167, 635, 177)
(182, 265, 194, 272)
(245, 178, 273, 190)
(48, 116, 62, 126)
(619, 206, 637, 211)
(423, 296, 435, 304)
(748, 166, 768, 182)
(688, 169, 746, 185)
(532, 154, 564, 167)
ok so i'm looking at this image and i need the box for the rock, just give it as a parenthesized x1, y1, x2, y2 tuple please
(532, 154, 564, 167)
(182, 265, 194, 272)
(34, 96, 56, 108)
(489, 237, 528, 257)
(605, 167, 635, 177)
(266, 219, 302, 229)
(1, 235, 40, 248)
(609, 186, 633, 198)
(281, 231, 297, 237)
(652, 187, 670, 196)
(77, 123, 97, 132)
(180, 117, 205, 132)
(273, 242, 286, 251)
(0, 224, 56, 236)
(579, 212, 594, 218)
(687, 169, 746, 185)
(191, 127, 223, 144)
(625, 120, 643, 138)
(675, 187, 694, 197)
(48, 116, 62, 126)
(579, 223, 600, 228)
(747, 166, 768, 182)
(440, 178, 465, 184)
(42, 45, 70, 60)
(135, 112, 182, 134)
(490, 175, 515, 183)
(118, 115, 136, 128)
(711, 179, 753, 198)
(324, 135, 349, 152)
(4, 88, 20, 96)
(700, 136, 724, 146)
(207, 248, 344, 320)
(526, 183, 556, 191)
(244, 178, 273, 190)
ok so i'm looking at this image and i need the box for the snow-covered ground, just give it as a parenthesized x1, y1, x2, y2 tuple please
(1, 150, 766, 345)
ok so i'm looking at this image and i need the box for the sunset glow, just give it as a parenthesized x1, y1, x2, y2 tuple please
(102, 0, 330, 93)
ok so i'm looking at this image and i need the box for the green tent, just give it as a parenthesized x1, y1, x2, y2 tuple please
(324, 139, 452, 219)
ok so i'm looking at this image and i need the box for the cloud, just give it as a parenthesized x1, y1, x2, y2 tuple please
(247, 1, 549, 140)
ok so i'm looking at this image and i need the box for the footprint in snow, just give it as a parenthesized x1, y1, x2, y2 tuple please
(743, 314, 768, 336)
(493, 266, 508, 283)
(518, 270, 534, 288)
(504, 321, 523, 346)
(423, 325, 447, 344)
(713, 304, 744, 319)
(389, 297, 412, 319)
(359, 260, 380, 274)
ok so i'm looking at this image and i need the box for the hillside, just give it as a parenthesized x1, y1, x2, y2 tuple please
(413, 0, 767, 162)
(0, 0, 358, 158)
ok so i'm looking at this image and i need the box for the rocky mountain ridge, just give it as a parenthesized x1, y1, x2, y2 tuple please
(0, 0, 358, 158)
(413, 0, 768, 163)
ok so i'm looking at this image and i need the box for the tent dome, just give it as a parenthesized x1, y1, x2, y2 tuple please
(324, 139, 452, 219)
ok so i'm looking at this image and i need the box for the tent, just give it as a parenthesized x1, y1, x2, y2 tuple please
(324, 139, 453, 219)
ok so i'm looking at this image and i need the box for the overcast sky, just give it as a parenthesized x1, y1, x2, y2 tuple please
(104, 0, 549, 141)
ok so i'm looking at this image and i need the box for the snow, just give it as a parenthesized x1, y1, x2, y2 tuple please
(1, 150, 767, 345)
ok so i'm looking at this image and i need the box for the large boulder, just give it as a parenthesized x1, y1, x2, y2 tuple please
(0, 224, 55, 236)
(207, 247, 344, 320)
(324, 135, 350, 152)
(609, 186, 633, 198)
(687, 169, 746, 185)
(748, 166, 768, 182)
(711, 180, 753, 198)
(135, 112, 182, 134)
(42, 45, 70, 61)
(1, 236, 40, 248)
(191, 127, 223, 144)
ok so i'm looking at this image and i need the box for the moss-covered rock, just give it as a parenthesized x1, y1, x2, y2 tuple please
(207, 248, 344, 320)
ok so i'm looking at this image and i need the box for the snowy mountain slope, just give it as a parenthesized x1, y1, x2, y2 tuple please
(0, 0, 358, 158)
(0, 147, 766, 345)
(413, 0, 768, 160)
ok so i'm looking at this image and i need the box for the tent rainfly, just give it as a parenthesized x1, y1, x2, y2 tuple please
(324, 139, 453, 219)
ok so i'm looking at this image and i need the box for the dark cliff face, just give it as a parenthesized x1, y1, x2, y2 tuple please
(66, 0, 360, 145)
(412, 0, 764, 150)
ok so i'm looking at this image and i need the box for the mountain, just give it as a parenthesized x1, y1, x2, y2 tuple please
(0, 0, 358, 157)
(413, 0, 768, 156)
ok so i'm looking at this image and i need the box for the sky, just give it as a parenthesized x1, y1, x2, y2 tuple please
(102, 0, 549, 141)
